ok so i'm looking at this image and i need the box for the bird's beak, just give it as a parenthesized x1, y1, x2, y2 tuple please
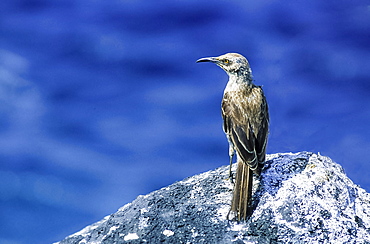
(196, 57, 219, 63)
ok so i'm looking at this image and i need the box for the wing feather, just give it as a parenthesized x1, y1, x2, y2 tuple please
(255, 95, 269, 163)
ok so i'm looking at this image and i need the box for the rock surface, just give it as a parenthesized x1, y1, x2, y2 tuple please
(56, 152, 370, 243)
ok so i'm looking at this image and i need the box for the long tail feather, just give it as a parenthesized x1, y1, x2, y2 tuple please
(230, 161, 253, 221)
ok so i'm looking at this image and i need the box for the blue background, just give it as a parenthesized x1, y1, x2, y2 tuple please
(1, 0, 369, 243)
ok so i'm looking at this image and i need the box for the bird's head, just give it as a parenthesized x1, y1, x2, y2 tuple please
(196, 53, 252, 77)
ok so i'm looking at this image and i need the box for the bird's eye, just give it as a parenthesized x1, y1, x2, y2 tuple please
(224, 59, 229, 64)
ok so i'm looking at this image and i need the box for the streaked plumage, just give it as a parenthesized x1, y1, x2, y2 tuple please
(197, 53, 269, 221)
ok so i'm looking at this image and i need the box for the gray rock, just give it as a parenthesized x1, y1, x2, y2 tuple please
(55, 152, 370, 243)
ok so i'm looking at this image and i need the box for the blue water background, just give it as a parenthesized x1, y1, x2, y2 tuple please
(0, 0, 369, 243)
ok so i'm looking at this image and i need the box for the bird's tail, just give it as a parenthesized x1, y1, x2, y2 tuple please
(230, 161, 253, 221)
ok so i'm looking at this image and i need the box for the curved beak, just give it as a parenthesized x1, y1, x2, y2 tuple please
(196, 57, 219, 63)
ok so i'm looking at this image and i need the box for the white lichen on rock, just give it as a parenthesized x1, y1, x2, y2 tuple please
(123, 233, 139, 241)
(162, 229, 174, 237)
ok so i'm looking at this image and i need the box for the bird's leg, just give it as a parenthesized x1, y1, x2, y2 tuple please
(228, 145, 235, 184)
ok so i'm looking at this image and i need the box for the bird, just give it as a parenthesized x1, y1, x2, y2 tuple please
(196, 53, 269, 221)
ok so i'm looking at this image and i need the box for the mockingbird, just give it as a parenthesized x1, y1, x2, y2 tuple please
(197, 53, 269, 221)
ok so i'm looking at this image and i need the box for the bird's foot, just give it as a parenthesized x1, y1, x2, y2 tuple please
(225, 172, 234, 184)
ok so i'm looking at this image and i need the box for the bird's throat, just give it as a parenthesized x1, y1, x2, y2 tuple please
(226, 73, 253, 91)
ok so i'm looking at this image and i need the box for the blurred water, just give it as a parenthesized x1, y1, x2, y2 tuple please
(0, 0, 369, 243)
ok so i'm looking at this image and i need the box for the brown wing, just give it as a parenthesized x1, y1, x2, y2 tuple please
(255, 92, 269, 164)
(222, 86, 269, 171)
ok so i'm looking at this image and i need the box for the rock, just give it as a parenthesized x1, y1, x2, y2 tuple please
(55, 152, 370, 243)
